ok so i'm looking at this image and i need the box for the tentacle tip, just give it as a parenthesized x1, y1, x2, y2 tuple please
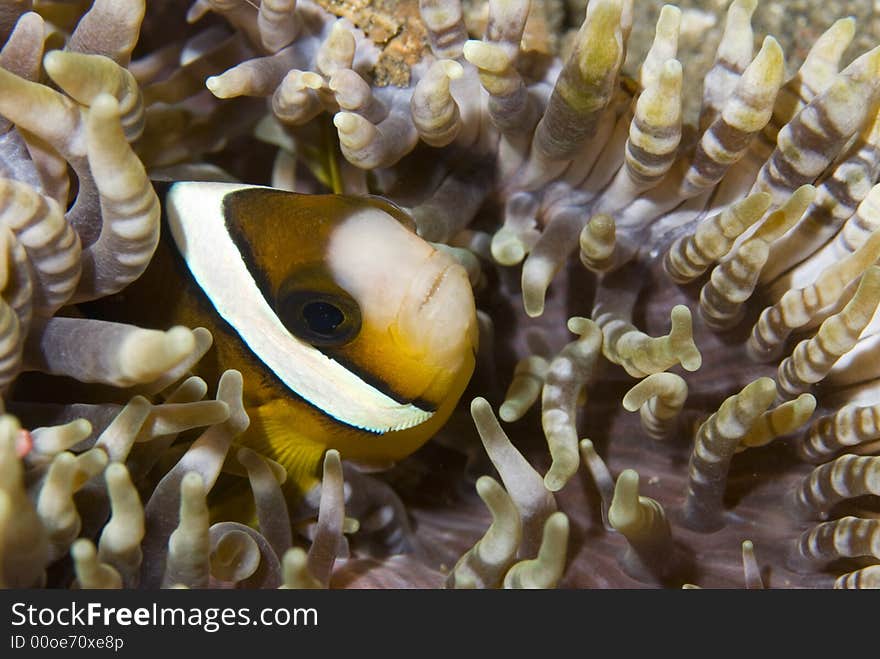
(735, 0, 758, 13)
(42, 49, 65, 75)
(759, 35, 784, 59)
(524, 306, 544, 319)
(797, 392, 818, 413)
(838, 16, 857, 34)
(490, 231, 526, 266)
(283, 546, 307, 566)
(167, 323, 196, 347)
(755, 376, 778, 397)
(670, 304, 693, 324)
(543, 463, 575, 492)
(71, 418, 93, 438)
(498, 403, 519, 423)
(793, 184, 817, 204)
(474, 474, 496, 498)
(547, 511, 569, 535)
(610, 469, 639, 517)
(205, 75, 225, 98)
(657, 3, 683, 23)
(70, 538, 94, 561)
(343, 516, 360, 534)
(323, 448, 342, 471)
(104, 461, 127, 481)
(219, 368, 244, 388)
(441, 59, 464, 80)
(543, 474, 562, 492)
(680, 350, 702, 372)
(566, 316, 596, 336)
(90, 92, 121, 117)
(333, 111, 359, 134)
(523, 286, 546, 318)
(470, 396, 490, 416)
(461, 40, 482, 63)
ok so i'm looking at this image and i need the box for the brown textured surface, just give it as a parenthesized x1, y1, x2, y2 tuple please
(315, 0, 429, 85)
(313, 0, 568, 84)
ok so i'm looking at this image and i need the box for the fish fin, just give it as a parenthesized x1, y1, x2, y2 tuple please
(239, 400, 327, 497)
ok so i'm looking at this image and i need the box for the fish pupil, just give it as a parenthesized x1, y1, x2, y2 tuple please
(302, 300, 344, 336)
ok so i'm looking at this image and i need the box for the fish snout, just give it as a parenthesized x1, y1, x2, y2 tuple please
(396, 251, 478, 367)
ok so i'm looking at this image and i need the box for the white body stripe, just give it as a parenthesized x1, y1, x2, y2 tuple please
(166, 182, 433, 433)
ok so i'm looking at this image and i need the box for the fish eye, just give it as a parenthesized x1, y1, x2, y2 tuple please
(302, 300, 344, 336)
(276, 288, 361, 347)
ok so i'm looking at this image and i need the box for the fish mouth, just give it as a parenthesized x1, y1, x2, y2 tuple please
(392, 252, 476, 365)
(418, 264, 452, 311)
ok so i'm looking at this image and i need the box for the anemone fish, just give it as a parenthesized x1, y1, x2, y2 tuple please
(103, 182, 479, 497)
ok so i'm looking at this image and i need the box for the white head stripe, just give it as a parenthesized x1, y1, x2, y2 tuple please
(166, 182, 434, 433)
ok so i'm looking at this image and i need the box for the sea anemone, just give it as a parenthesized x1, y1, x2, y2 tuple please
(1, 0, 880, 590)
